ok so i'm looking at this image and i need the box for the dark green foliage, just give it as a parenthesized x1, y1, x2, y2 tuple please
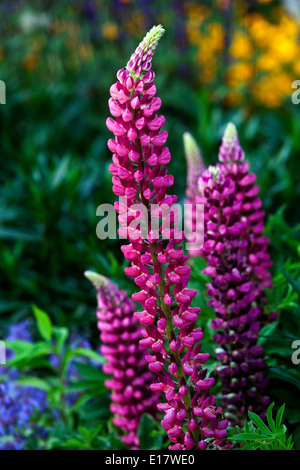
(229, 403, 294, 450)
(138, 414, 165, 450)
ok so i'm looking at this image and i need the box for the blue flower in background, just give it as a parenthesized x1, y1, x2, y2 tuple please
(6, 320, 33, 343)
(1, 320, 100, 449)
(0, 320, 48, 450)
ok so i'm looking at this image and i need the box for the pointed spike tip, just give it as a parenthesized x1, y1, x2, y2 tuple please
(183, 132, 200, 162)
(84, 271, 108, 290)
(126, 25, 165, 78)
(224, 123, 237, 142)
(183, 132, 194, 148)
(219, 122, 244, 163)
(144, 24, 165, 46)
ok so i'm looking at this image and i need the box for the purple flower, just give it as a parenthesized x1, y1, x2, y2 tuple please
(6, 319, 33, 342)
(198, 123, 277, 425)
(106, 26, 230, 450)
(85, 271, 158, 449)
(0, 380, 48, 450)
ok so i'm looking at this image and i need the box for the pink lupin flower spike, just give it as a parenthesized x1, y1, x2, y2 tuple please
(198, 123, 277, 426)
(85, 271, 158, 449)
(106, 26, 231, 450)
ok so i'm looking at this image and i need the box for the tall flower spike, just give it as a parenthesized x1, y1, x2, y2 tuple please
(106, 27, 231, 450)
(198, 123, 277, 426)
(183, 132, 206, 257)
(85, 271, 158, 449)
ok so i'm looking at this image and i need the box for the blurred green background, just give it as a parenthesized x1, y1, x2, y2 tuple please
(0, 0, 300, 450)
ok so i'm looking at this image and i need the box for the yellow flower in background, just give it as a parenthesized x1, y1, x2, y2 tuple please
(248, 16, 274, 48)
(252, 80, 281, 108)
(185, 2, 300, 107)
(207, 22, 224, 52)
(269, 33, 298, 63)
(102, 22, 118, 41)
(253, 72, 293, 107)
(230, 32, 253, 60)
(257, 53, 279, 72)
(185, 3, 209, 21)
(227, 62, 254, 87)
(280, 15, 299, 39)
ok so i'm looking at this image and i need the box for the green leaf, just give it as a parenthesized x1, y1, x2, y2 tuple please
(229, 433, 272, 442)
(6, 341, 53, 367)
(281, 269, 300, 299)
(79, 426, 93, 444)
(257, 322, 279, 346)
(266, 403, 276, 432)
(93, 437, 111, 450)
(67, 348, 105, 364)
(68, 379, 106, 393)
(63, 439, 87, 449)
(52, 326, 69, 354)
(248, 411, 273, 436)
(15, 377, 51, 392)
(74, 362, 106, 381)
(138, 414, 163, 450)
(32, 305, 52, 342)
(276, 404, 286, 432)
(5, 340, 34, 355)
(240, 442, 266, 450)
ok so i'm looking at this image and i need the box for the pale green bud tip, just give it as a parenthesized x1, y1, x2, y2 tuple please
(126, 25, 165, 78)
(143, 24, 165, 48)
(223, 122, 237, 142)
(183, 132, 200, 163)
(84, 271, 108, 290)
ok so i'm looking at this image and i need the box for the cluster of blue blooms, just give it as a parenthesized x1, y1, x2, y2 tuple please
(0, 321, 48, 450)
(0, 320, 96, 450)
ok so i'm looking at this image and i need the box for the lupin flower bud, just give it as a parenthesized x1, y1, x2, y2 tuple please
(106, 26, 231, 450)
(85, 271, 158, 449)
(198, 123, 277, 426)
(183, 132, 206, 257)
(184, 132, 205, 201)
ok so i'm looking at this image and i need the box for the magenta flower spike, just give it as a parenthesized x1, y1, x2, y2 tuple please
(106, 26, 231, 450)
(183, 132, 206, 257)
(198, 123, 277, 425)
(85, 271, 158, 449)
